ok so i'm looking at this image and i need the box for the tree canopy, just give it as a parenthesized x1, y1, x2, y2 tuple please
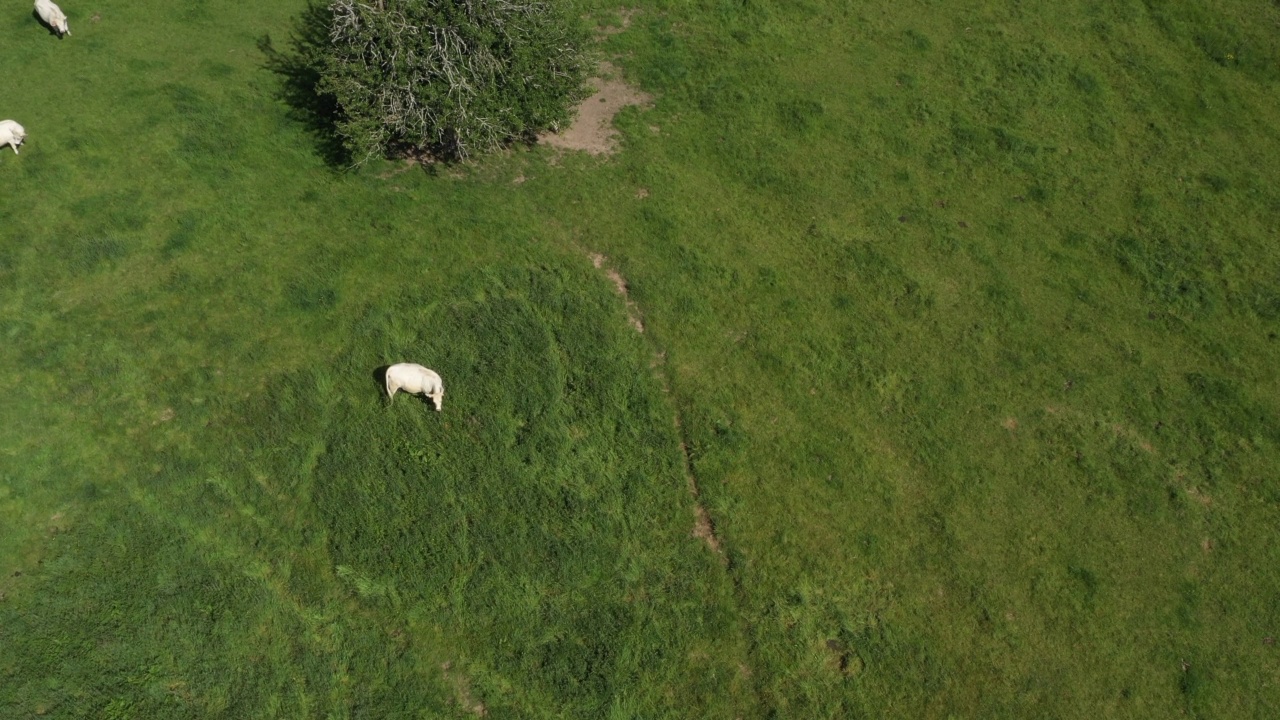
(300, 0, 592, 163)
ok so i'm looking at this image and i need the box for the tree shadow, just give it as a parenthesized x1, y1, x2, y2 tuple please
(258, 2, 350, 167)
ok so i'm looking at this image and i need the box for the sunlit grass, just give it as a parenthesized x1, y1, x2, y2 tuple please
(2, 0, 1279, 717)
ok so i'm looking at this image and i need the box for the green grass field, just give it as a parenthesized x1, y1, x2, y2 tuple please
(3, 0, 1280, 716)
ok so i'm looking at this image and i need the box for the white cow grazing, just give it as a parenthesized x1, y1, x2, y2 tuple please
(35, 0, 70, 37)
(0, 121, 25, 155)
(385, 363, 444, 411)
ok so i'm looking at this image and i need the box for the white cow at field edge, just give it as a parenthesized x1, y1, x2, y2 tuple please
(385, 363, 444, 411)
(0, 121, 26, 155)
(35, 0, 70, 36)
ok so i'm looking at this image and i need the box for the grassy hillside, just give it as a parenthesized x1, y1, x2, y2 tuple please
(3, 0, 1280, 717)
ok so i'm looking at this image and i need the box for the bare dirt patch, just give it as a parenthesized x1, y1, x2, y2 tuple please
(538, 62, 652, 156)
(1110, 423, 1155, 453)
(687, 455, 724, 556)
(1186, 486, 1213, 507)
(588, 252, 644, 333)
(441, 662, 487, 717)
(377, 158, 421, 179)
(655, 366, 725, 560)
(596, 8, 639, 37)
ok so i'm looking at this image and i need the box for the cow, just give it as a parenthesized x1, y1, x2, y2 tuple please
(0, 121, 25, 155)
(385, 363, 444, 411)
(35, 0, 70, 37)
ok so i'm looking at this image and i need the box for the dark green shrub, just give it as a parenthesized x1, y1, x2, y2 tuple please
(293, 0, 591, 163)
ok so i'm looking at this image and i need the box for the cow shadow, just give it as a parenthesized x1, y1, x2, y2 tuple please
(372, 365, 389, 401)
(32, 10, 65, 38)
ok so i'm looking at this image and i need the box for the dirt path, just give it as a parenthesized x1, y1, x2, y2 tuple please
(584, 250, 725, 559)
